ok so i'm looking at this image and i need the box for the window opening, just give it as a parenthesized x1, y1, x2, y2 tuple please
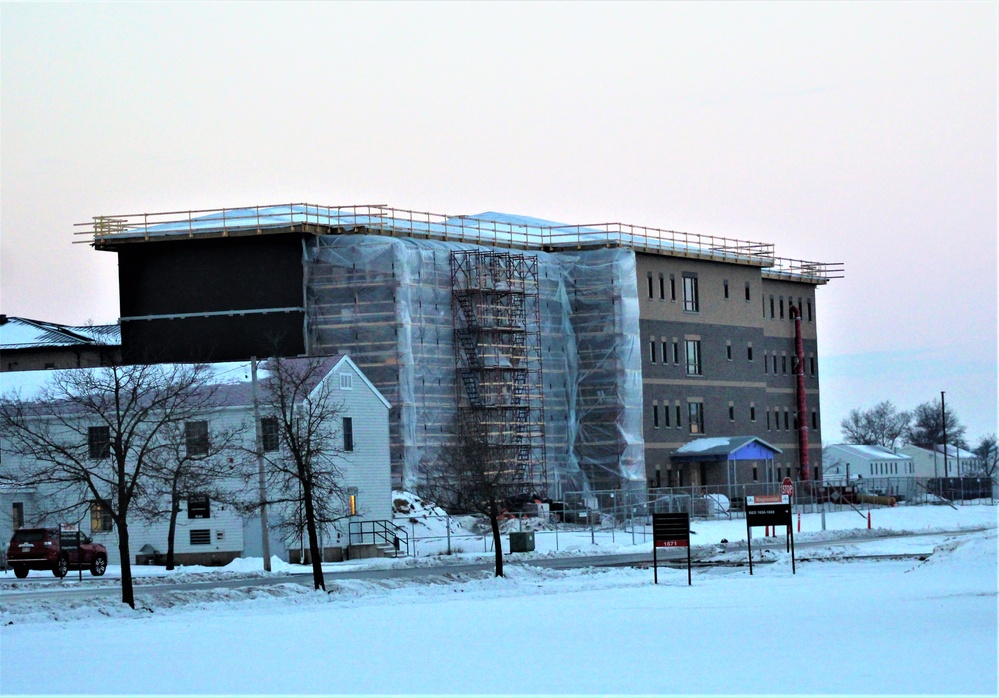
(88, 426, 111, 460)
(688, 403, 704, 434)
(185, 421, 209, 456)
(682, 274, 699, 312)
(261, 416, 280, 452)
(685, 340, 702, 375)
(343, 417, 354, 452)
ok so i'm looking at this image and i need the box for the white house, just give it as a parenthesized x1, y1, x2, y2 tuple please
(0, 355, 391, 567)
(822, 444, 915, 482)
(898, 444, 983, 479)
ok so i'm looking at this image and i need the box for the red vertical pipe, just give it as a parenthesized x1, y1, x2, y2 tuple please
(792, 305, 811, 480)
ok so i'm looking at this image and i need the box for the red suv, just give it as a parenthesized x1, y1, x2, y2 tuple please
(7, 528, 108, 578)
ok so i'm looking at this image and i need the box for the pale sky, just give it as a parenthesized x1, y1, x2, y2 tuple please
(2, 2, 996, 444)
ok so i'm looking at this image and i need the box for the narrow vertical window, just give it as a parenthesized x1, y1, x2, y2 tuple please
(807, 299, 813, 321)
(649, 339, 657, 363)
(779, 297, 785, 319)
(782, 355, 788, 374)
(661, 340, 668, 364)
(685, 340, 702, 375)
(672, 340, 679, 364)
(647, 273, 654, 299)
(772, 354, 778, 374)
(260, 416, 280, 452)
(723, 280, 730, 299)
(770, 296, 775, 319)
(726, 341, 732, 361)
(747, 343, 753, 361)
(750, 404, 756, 422)
(12, 502, 24, 531)
(764, 351, 769, 374)
(774, 409, 780, 431)
(185, 421, 209, 456)
(88, 426, 111, 460)
(675, 404, 682, 429)
(784, 410, 790, 430)
(664, 404, 671, 428)
(728, 403, 735, 421)
(766, 411, 771, 430)
(745, 282, 751, 301)
(682, 274, 699, 312)
(669, 275, 676, 301)
(811, 411, 817, 429)
(343, 417, 354, 452)
(652, 402, 660, 428)
(659, 273, 665, 300)
(810, 356, 816, 376)
(688, 402, 704, 435)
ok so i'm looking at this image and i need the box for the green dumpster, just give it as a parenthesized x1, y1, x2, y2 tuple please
(509, 531, 535, 553)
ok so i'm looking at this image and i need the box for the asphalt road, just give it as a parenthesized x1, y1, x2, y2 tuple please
(1, 527, 985, 604)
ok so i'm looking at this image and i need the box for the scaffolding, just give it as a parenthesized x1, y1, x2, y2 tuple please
(451, 250, 547, 493)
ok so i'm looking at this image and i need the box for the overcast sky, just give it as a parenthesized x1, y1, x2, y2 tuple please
(2, 2, 996, 444)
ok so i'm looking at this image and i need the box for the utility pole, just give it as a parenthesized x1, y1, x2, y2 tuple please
(941, 391, 949, 477)
(251, 357, 272, 572)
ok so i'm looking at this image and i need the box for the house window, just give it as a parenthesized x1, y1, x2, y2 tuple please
(88, 426, 111, 459)
(190, 529, 211, 545)
(685, 340, 702, 376)
(260, 416, 280, 452)
(688, 403, 704, 435)
(723, 280, 730, 299)
(187, 495, 210, 520)
(652, 403, 660, 428)
(339, 373, 354, 390)
(726, 342, 732, 361)
(659, 274, 665, 300)
(745, 282, 751, 301)
(185, 421, 209, 456)
(682, 275, 699, 312)
(669, 275, 676, 301)
(343, 417, 354, 452)
(90, 501, 113, 533)
(12, 502, 24, 531)
(649, 339, 657, 363)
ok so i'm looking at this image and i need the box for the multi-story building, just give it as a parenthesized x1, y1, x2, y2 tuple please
(79, 204, 841, 498)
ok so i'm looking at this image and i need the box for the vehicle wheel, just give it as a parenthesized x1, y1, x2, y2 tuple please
(13, 565, 29, 579)
(90, 556, 107, 576)
(53, 555, 69, 578)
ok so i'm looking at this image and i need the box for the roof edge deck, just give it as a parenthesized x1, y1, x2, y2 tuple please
(78, 203, 842, 282)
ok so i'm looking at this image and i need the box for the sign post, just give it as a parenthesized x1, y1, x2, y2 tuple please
(745, 495, 795, 575)
(652, 512, 692, 585)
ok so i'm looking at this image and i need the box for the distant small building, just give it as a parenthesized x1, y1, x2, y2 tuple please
(822, 444, 915, 482)
(0, 315, 121, 372)
(899, 444, 982, 479)
(668, 435, 783, 487)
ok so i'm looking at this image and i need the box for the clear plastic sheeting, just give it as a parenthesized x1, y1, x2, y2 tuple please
(302, 235, 645, 498)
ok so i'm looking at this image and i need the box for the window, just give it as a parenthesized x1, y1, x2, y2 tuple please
(185, 421, 209, 456)
(647, 273, 654, 299)
(652, 403, 659, 428)
(688, 403, 704, 435)
(187, 495, 210, 519)
(770, 296, 775, 319)
(343, 417, 354, 452)
(774, 409, 780, 431)
(766, 411, 771, 430)
(661, 340, 668, 365)
(750, 405, 756, 422)
(682, 275, 699, 312)
(260, 416, 280, 452)
(745, 282, 751, 301)
(764, 351, 769, 374)
(747, 344, 753, 361)
(728, 403, 735, 421)
(339, 373, 353, 390)
(90, 501, 113, 533)
(807, 299, 813, 321)
(12, 502, 24, 531)
(664, 404, 671, 428)
(685, 340, 702, 375)
(659, 274, 665, 300)
(784, 410, 790, 430)
(811, 411, 818, 429)
(753, 466, 758, 482)
(782, 355, 788, 374)
(726, 342, 732, 361)
(779, 297, 785, 319)
(88, 426, 110, 459)
(772, 354, 778, 374)
(723, 280, 730, 299)
(190, 529, 211, 545)
(671, 341, 679, 364)
(675, 404, 682, 429)
(810, 356, 816, 376)
(649, 339, 657, 363)
(669, 275, 676, 301)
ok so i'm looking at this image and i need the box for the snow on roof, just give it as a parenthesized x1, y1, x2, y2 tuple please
(0, 316, 120, 350)
(673, 435, 782, 459)
(934, 444, 980, 460)
(826, 444, 911, 461)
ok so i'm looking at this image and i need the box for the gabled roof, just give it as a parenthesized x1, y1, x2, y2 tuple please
(0, 316, 120, 350)
(825, 444, 912, 461)
(899, 444, 980, 460)
(671, 436, 782, 462)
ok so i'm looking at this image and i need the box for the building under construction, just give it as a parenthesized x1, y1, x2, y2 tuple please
(83, 204, 841, 498)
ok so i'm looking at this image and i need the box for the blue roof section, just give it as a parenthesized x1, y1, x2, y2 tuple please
(671, 436, 782, 462)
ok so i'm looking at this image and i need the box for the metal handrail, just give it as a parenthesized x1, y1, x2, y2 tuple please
(348, 519, 410, 557)
(76, 203, 842, 281)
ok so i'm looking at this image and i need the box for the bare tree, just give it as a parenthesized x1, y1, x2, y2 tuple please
(0, 362, 215, 608)
(133, 414, 248, 570)
(255, 356, 349, 591)
(417, 415, 534, 578)
(840, 401, 911, 448)
(908, 399, 968, 450)
(973, 434, 998, 480)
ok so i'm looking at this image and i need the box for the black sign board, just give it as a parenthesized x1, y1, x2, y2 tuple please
(652, 512, 692, 585)
(745, 495, 795, 575)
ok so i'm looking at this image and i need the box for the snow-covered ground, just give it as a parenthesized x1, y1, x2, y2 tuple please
(1, 505, 996, 695)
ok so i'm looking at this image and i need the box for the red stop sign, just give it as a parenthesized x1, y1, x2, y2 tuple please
(781, 477, 794, 496)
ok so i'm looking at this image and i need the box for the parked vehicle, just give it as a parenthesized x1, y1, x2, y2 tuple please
(6, 528, 108, 579)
